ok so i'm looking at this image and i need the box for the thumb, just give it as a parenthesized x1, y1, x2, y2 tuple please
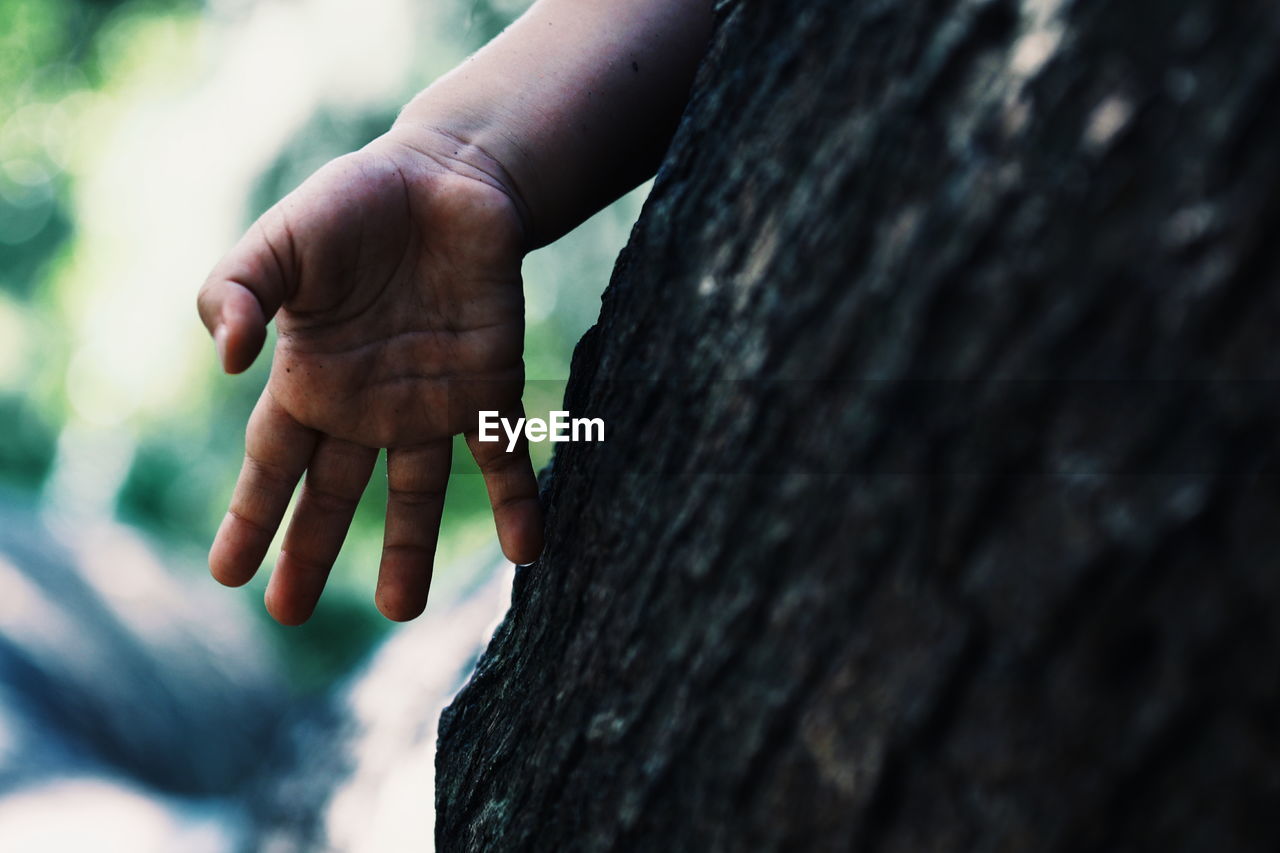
(196, 218, 292, 374)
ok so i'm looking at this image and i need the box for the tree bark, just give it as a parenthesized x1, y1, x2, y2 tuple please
(436, 0, 1280, 849)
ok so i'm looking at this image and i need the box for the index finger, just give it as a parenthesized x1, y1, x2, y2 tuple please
(209, 390, 318, 587)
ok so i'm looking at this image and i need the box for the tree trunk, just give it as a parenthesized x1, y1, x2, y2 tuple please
(436, 0, 1280, 849)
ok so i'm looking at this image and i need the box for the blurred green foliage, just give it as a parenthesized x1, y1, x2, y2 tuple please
(3, 0, 642, 691)
(0, 0, 196, 292)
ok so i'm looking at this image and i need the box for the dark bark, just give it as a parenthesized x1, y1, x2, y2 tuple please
(437, 0, 1280, 849)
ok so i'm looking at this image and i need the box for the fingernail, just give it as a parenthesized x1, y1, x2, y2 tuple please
(214, 323, 228, 366)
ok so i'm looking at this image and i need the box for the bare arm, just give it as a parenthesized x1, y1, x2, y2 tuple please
(396, 0, 714, 247)
(197, 0, 712, 624)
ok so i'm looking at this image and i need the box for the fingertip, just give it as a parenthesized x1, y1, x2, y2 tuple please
(503, 546, 544, 567)
(374, 552, 432, 622)
(264, 582, 312, 627)
(210, 560, 253, 588)
(209, 517, 258, 587)
(200, 277, 268, 373)
(498, 501, 545, 565)
(222, 320, 266, 375)
(213, 324, 229, 369)
(220, 287, 268, 374)
(375, 585, 427, 622)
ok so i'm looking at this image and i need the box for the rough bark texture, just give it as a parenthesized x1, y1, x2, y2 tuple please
(437, 0, 1280, 849)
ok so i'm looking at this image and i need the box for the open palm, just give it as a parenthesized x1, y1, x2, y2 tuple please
(198, 134, 542, 624)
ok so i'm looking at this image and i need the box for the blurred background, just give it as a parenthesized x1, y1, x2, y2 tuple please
(0, 0, 644, 689)
(0, 0, 646, 847)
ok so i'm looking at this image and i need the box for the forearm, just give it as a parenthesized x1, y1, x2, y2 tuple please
(393, 0, 714, 248)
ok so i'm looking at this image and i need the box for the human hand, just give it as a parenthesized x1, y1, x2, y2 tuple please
(197, 129, 543, 625)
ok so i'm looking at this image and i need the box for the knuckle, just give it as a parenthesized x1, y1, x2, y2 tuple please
(301, 482, 360, 514)
(241, 452, 297, 492)
(388, 485, 445, 508)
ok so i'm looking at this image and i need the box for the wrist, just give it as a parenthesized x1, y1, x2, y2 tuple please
(383, 111, 538, 251)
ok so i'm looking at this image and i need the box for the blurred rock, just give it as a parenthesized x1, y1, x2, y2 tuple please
(0, 490, 285, 849)
(250, 555, 512, 853)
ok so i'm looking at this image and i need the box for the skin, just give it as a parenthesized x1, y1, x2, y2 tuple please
(197, 0, 714, 624)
